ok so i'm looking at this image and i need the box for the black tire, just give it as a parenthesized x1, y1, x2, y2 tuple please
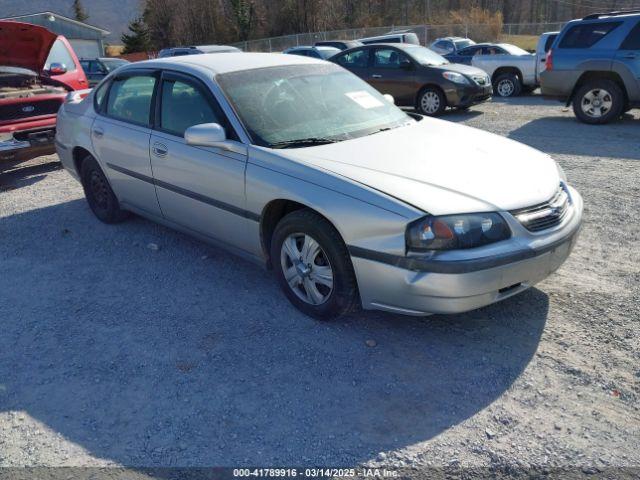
(270, 209, 360, 320)
(416, 86, 446, 116)
(493, 73, 522, 97)
(80, 154, 129, 224)
(572, 79, 624, 125)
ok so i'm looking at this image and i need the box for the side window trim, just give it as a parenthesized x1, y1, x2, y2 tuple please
(100, 69, 160, 128)
(154, 70, 238, 141)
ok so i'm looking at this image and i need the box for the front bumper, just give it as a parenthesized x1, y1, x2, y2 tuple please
(444, 82, 493, 108)
(0, 128, 56, 161)
(351, 186, 583, 316)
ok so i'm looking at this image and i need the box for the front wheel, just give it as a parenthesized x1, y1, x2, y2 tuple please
(572, 80, 624, 124)
(417, 87, 446, 116)
(271, 209, 359, 320)
(493, 73, 522, 97)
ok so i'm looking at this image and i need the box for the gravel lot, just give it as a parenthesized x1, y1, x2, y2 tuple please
(0, 96, 639, 473)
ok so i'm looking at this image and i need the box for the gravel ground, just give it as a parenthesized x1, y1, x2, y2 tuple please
(0, 96, 638, 474)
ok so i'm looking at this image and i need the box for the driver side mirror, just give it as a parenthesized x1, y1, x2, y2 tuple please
(400, 60, 413, 70)
(185, 123, 226, 147)
(48, 63, 67, 75)
(184, 123, 247, 155)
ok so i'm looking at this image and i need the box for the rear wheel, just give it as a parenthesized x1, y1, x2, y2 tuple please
(417, 87, 446, 116)
(493, 73, 522, 97)
(80, 154, 129, 223)
(271, 209, 359, 320)
(572, 80, 624, 124)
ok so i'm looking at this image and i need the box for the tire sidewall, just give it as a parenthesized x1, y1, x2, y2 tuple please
(572, 80, 624, 125)
(80, 155, 124, 223)
(271, 211, 358, 320)
(417, 87, 446, 116)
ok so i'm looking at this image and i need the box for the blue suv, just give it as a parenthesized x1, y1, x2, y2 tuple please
(541, 10, 640, 124)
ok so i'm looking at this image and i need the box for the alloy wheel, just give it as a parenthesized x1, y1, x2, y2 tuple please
(497, 79, 515, 97)
(280, 233, 334, 305)
(581, 89, 613, 118)
(421, 91, 441, 114)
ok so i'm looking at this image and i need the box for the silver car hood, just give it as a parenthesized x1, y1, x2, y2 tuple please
(289, 118, 560, 215)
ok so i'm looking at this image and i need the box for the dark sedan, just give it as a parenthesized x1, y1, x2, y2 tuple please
(444, 43, 508, 65)
(330, 43, 492, 116)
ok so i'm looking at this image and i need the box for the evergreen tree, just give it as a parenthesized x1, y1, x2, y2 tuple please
(121, 17, 151, 54)
(72, 0, 89, 22)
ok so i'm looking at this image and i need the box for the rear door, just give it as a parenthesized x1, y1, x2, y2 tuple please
(149, 71, 252, 251)
(91, 70, 162, 216)
(368, 47, 417, 104)
(332, 48, 371, 80)
(615, 20, 640, 100)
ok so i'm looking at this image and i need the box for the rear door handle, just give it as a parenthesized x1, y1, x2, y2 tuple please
(152, 142, 168, 157)
(372, 74, 382, 79)
(92, 127, 104, 138)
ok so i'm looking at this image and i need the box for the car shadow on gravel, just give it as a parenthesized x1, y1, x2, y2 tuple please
(0, 158, 62, 191)
(506, 114, 640, 160)
(0, 199, 549, 467)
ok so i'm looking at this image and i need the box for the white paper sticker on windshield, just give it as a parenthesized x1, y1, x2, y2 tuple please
(345, 90, 384, 109)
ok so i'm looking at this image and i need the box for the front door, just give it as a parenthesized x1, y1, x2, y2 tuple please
(149, 72, 252, 253)
(91, 71, 162, 217)
(368, 47, 417, 105)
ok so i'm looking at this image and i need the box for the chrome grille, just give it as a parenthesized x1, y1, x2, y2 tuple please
(511, 185, 572, 232)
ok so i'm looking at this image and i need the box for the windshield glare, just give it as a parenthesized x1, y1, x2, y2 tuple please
(405, 46, 448, 65)
(217, 64, 413, 148)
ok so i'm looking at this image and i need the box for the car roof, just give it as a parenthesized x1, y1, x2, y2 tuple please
(131, 52, 326, 75)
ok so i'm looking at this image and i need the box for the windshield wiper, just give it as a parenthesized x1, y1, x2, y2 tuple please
(269, 137, 339, 149)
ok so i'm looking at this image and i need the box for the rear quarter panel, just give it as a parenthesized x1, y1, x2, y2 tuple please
(55, 94, 96, 180)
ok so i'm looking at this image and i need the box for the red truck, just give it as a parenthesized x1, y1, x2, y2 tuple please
(0, 21, 88, 161)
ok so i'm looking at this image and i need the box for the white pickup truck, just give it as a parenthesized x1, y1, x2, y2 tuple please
(468, 33, 558, 97)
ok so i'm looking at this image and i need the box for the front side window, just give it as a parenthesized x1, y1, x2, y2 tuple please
(620, 21, 640, 50)
(105, 75, 156, 126)
(335, 49, 369, 67)
(435, 41, 454, 53)
(373, 48, 408, 68)
(559, 22, 622, 49)
(217, 63, 412, 148)
(45, 39, 77, 71)
(159, 78, 219, 136)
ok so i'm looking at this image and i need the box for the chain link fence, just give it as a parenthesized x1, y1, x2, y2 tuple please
(232, 22, 566, 52)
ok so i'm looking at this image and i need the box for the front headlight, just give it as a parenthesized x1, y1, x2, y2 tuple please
(406, 213, 511, 251)
(442, 71, 470, 85)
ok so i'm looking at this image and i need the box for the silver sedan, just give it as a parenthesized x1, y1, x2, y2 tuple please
(55, 53, 582, 319)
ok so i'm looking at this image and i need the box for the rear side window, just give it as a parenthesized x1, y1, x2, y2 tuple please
(106, 75, 156, 126)
(620, 21, 640, 50)
(559, 22, 621, 48)
(159, 78, 219, 136)
(335, 49, 369, 67)
(544, 34, 557, 52)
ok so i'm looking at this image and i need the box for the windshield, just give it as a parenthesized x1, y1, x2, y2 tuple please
(404, 46, 448, 65)
(501, 44, 530, 55)
(454, 39, 475, 50)
(102, 59, 128, 72)
(217, 64, 413, 148)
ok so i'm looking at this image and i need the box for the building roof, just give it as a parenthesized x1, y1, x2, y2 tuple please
(0, 11, 110, 35)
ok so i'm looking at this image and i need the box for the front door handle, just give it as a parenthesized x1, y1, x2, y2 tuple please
(92, 127, 104, 138)
(622, 53, 637, 59)
(152, 142, 168, 157)
(372, 74, 382, 79)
